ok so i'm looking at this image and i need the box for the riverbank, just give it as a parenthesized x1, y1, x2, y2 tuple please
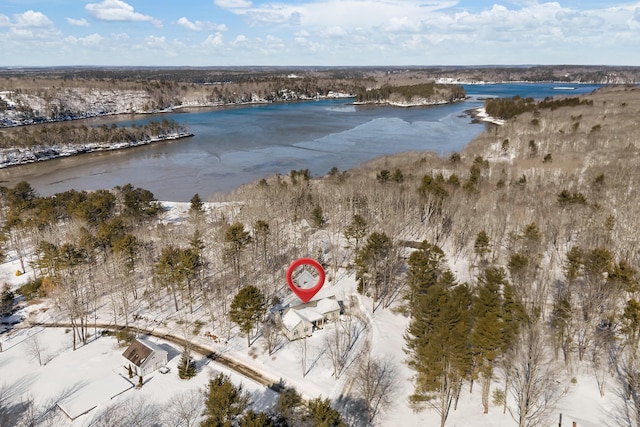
(0, 132, 193, 169)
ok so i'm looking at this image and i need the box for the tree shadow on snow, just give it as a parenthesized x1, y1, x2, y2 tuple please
(335, 394, 369, 427)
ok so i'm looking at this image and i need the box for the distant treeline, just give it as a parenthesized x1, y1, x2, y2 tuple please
(0, 118, 188, 149)
(355, 83, 466, 103)
(485, 96, 595, 120)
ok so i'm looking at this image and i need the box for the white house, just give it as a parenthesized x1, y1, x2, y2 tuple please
(280, 295, 342, 340)
(122, 338, 168, 377)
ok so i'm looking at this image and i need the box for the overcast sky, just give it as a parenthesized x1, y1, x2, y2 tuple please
(1, 0, 639, 66)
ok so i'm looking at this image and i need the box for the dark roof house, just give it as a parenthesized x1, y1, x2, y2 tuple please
(122, 338, 168, 377)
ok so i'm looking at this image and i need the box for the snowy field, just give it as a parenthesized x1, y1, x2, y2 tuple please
(0, 203, 624, 426)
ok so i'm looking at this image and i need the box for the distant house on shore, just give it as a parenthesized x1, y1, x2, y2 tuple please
(280, 295, 342, 341)
(122, 338, 168, 377)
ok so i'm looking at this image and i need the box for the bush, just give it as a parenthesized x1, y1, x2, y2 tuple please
(115, 329, 135, 345)
(17, 277, 43, 300)
(178, 352, 197, 379)
(492, 388, 506, 406)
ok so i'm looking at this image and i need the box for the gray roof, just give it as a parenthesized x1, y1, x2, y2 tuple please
(122, 338, 165, 367)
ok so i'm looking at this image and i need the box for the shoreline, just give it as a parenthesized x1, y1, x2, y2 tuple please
(0, 93, 357, 129)
(0, 132, 194, 170)
(467, 106, 505, 125)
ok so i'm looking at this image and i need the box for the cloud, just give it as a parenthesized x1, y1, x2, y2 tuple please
(66, 17, 90, 27)
(144, 35, 166, 48)
(214, 0, 252, 9)
(231, 34, 248, 45)
(0, 14, 10, 27)
(202, 33, 224, 47)
(14, 10, 54, 28)
(176, 17, 227, 32)
(65, 33, 104, 46)
(86, 0, 161, 26)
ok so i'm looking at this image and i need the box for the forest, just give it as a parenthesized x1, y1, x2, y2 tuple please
(2, 83, 640, 426)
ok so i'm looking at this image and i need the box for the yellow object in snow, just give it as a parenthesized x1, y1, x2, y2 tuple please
(15, 270, 22, 276)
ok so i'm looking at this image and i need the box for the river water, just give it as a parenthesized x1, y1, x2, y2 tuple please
(0, 83, 602, 202)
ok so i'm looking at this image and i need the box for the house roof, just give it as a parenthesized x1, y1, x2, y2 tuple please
(282, 309, 308, 330)
(122, 338, 166, 367)
(281, 297, 339, 332)
(295, 270, 317, 289)
(316, 297, 340, 313)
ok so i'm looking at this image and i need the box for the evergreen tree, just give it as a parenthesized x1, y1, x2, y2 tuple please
(621, 299, 640, 360)
(343, 214, 368, 253)
(190, 193, 205, 216)
(118, 183, 161, 223)
(473, 230, 491, 262)
(405, 240, 446, 307)
(355, 231, 398, 309)
(311, 205, 325, 228)
(471, 266, 507, 413)
(1, 284, 14, 317)
(253, 220, 270, 262)
(224, 222, 251, 285)
(306, 397, 344, 427)
(238, 411, 276, 427)
(178, 351, 197, 379)
(405, 248, 472, 427)
(229, 285, 265, 347)
(201, 373, 249, 427)
(276, 388, 304, 426)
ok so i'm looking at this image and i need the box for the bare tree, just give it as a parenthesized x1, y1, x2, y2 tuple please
(89, 395, 162, 427)
(262, 316, 284, 356)
(351, 352, 398, 423)
(296, 335, 308, 377)
(163, 389, 204, 427)
(25, 335, 46, 366)
(504, 322, 567, 427)
(325, 322, 349, 379)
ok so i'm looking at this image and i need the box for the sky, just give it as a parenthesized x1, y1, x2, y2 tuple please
(0, 0, 639, 67)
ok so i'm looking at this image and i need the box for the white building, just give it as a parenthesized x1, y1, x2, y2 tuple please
(280, 295, 342, 341)
(122, 338, 168, 377)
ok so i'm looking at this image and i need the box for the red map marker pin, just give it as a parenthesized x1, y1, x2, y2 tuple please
(286, 258, 326, 304)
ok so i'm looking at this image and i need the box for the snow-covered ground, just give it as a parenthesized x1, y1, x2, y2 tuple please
(0, 203, 622, 426)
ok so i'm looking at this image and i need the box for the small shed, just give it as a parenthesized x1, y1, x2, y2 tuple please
(122, 338, 168, 377)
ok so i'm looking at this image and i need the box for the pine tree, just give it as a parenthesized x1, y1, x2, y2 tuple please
(470, 266, 507, 414)
(405, 247, 472, 427)
(201, 373, 249, 427)
(405, 240, 446, 307)
(306, 397, 344, 427)
(1, 284, 14, 317)
(224, 222, 251, 285)
(355, 232, 396, 308)
(276, 388, 304, 426)
(238, 411, 276, 427)
(177, 351, 196, 379)
(473, 230, 491, 263)
(229, 285, 265, 347)
(343, 214, 368, 253)
(189, 193, 204, 216)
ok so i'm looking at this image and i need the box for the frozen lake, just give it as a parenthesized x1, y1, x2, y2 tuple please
(0, 83, 602, 201)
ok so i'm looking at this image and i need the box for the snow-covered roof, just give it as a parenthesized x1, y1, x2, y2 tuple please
(122, 338, 166, 367)
(316, 298, 340, 314)
(282, 309, 307, 330)
(281, 296, 339, 332)
(295, 270, 317, 288)
(300, 307, 324, 323)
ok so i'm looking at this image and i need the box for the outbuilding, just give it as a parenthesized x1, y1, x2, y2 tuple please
(122, 338, 168, 377)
